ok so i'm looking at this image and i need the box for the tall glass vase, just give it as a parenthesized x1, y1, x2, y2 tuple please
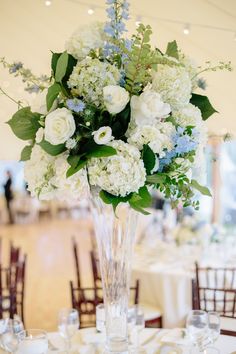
(90, 190, 138, 353)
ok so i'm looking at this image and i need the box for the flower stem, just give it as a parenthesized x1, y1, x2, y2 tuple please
(0, 86, 23, 108)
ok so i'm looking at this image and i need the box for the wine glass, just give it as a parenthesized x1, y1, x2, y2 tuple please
(127, 306, 137, 344)
(58, 308, 79, 353)
(186, 310, 208, 353)
(204, 312, 221, 354)
(1, 318, 24, 353)
(17, 329, 48, 354)
(135, 307, 145, 353)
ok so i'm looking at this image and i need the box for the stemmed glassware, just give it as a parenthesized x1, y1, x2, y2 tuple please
(58, 308, 79, 353)
(1, 318, 24, 353)
(187, 310, 221, 354)
(187, 310, 208, 353)
(135, 307, 145, 353)
(17, 329, 48, 354)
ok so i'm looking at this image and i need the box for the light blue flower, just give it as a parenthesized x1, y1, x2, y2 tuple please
(9, 62, 23, 73)
(67, 98, 85, 113)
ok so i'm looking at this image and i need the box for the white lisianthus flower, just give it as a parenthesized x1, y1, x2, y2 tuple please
(88, 140, 146, 197)
(103, 85, 130, 114)
(35, 127, 44, 143)
(44, 108, 76, 145)
(24, 145, 56, 200)
(31, 89, 57, 115)
(65, 22, 105, 60)
(92, 126, 113, 145)
(131, 88, 171, 126)
(51, 153, 89, 201)
(126, 122, 175, 157)
(151, 65, 192, 109)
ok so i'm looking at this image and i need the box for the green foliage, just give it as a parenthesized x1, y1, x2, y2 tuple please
(191, 93, 218, 120)
(86, 145, 117, 158)
(190, 179, 212, 196)
(166, 40, 179, 59)
(46, 83, 61, 111)
(7, 107, 41, 140)
(99, 186, 152, 214)
(66, 159, 87, 178)
(55, 52, 69, 83)
(39, 140, 66, 156)
(111, 104, 131, 139)
(142, 145, 156, 175)
(20, 145, 33, 161)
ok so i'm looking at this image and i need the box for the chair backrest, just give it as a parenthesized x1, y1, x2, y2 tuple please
(90, 250, 101, 289)
(0, 255, 26, 324)
(70, 279, 139, 328)
(72, 237, 81, 288)
(192, 263, 236, 336)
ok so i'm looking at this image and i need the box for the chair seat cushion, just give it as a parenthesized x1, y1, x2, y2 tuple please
(139, 303, 162, 320)
(221, 317, 236, 331)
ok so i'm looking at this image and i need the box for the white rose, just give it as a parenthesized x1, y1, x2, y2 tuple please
(31, 90, 57, 115)
(92, 126, 113, 145)
(35, 127, 44, 143)
(44, 108, 76, 145)
(103, 85, 130, 114)
(130, 89, 171, 126)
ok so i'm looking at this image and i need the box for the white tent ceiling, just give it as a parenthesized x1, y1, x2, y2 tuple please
(0, 0, 235, 159)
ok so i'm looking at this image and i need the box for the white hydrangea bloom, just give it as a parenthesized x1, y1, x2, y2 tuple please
(65, 22, 105, 60)
(172, 103, 202, 128)
(52, 154, 89, 201)
(127, 122, 175, 158)
(88, 140, 146, 197)
(68, 58, 121, 107)
(151, 65, 192, 109)
(24, 145, 56, 200)
(179, 53, 198, 90)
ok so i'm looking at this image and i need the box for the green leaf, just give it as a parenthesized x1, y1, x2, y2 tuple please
(142, 145, 156, 174)
(66, 159, 87, 178)
(7, 107, 41, 140)
(146, 174, 167, 184)
(86, 143, 117, 159)
(99, 190, 131, 212)
(191, 179, 212, 196)
(20, 145, 32, 161)
(111, 104, 131, 139)
(46, 83, 61, 111)
(128, 186, 152, 214)
(39, 139, 66, 156)
(55, 52, 69, 83)
(190, 94, 218, 120)
(166, 40, 179, 59)
(51, 52, 61, 76)
(67, 155, 81, 169)
(128, 202, 150, 215)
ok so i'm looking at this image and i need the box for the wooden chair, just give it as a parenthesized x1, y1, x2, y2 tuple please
(70, 280, 140, 328)
(72, 237, 81, 288)
(192, 263, 236, 336)
(90, 250, 162, 328)
(0, 255, 26, 324)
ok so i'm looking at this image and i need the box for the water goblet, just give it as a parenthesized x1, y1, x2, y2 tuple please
(186, 310, 208, 353)
(17, 329, 48, 354)
(135, 307, 145, 353)
(1, 318, 24, 353)
(58, 308, 79, 353)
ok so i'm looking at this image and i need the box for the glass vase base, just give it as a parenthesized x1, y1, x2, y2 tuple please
(105, 337, 129, 354)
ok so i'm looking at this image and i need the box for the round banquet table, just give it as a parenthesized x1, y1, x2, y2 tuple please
(1, 328, 235, 354)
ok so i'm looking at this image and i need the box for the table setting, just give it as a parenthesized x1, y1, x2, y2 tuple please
(0, 308, 235, 354)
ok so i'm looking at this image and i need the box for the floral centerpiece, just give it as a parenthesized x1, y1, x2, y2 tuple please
(2, 0, 232, 352)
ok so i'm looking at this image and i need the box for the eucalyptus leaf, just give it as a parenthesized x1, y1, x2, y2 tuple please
(190, 94, 218, 120)
(7, 107, 41, 140)
(146, 174, 167, 184)
(39, 140, 66, 156)
(20, 145, 33, 161)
